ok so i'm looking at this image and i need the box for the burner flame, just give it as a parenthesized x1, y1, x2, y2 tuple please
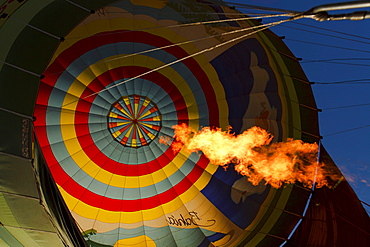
(161, 124, 330, 188)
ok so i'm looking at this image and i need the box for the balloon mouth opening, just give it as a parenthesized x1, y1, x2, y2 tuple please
(107, 94, 162, 148)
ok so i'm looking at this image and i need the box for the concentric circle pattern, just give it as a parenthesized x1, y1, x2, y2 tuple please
(108, 94, 161, 148)
(32, 1, 304, 247)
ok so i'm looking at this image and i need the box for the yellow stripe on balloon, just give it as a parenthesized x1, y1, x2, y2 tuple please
(113, 235, 156, 247)
(108, 112, 119, 118)
(137, 127, 144, 139)
(112, 130, 123, 139)
(116, 121, 131, 127)
(134, 101, 139, 118)
(139, 109, 153, 119)
(119, 107, 131, 118)
(59, 162, 215, 224)
(143, 99, 150, 107)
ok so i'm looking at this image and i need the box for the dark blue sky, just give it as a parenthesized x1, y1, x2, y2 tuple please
(231, 0, 370, 210)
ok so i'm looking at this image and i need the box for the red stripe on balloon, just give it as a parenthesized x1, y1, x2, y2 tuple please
(49, 152, 209, 212)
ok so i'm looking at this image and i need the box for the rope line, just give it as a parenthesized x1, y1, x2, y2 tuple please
(304, 58, 370, 61)
(325, 125, 370, 137)
(8, 16, 63, 41)
(278, 23, 370, 45)
(0, 60, 41, 77)
(287, 19, 370, 42)
(224, 1, 297, 14)
(285, 38, 370, 54)
(314, 79, 370, 85)
(323, 102, 370, 110)
(302, 60, 370, 67)
(65, 0, 94, 13)
(0, 106, 34, 119)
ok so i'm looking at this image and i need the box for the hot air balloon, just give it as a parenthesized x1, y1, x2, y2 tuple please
(0, 0, 369, 246)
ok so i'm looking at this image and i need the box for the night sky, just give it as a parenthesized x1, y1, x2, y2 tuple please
(230, 0, 370, 212)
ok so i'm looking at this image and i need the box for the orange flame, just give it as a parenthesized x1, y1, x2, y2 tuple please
(163, 123, 329, 189)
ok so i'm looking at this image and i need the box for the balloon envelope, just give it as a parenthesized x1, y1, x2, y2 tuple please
(33, 1, 320, 246)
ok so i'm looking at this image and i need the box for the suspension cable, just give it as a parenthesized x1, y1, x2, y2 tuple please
(325, 125, 370, 137)
(322, 102, 370, 110)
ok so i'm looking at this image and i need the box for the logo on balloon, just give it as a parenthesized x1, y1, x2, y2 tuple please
(166, 211, 216, 227)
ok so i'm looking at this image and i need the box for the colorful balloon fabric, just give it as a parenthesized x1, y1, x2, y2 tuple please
(33, 0, 319, 246)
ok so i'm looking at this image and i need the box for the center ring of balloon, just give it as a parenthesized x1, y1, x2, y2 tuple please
(107, 94, 162, 148)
